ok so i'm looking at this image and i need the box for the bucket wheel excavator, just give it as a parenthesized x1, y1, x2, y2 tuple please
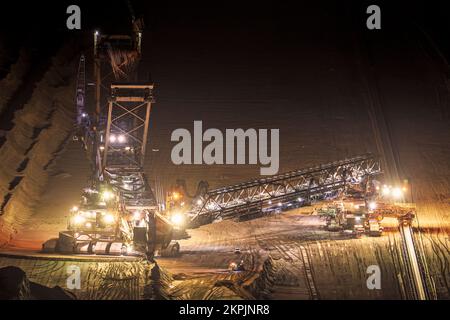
(42, 5, 416, 258)
(43, 7, 178, 258)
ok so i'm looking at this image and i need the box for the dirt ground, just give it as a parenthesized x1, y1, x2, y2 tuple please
(158, 208, 449, 300)
(2, 207, 448, 300)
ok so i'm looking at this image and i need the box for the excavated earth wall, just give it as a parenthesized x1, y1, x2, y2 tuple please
(0, 43, 79, 246)
(0, 254, 172, 300)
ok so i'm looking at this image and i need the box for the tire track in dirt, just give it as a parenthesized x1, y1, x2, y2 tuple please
(255, 237, 312, 299)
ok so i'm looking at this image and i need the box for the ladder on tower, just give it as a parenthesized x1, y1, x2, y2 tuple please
(101, 83, 157, 210)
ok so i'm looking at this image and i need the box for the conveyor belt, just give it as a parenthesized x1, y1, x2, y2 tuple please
(189, 154, 381, 226)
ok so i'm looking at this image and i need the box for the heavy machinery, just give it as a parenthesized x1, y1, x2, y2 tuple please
(165, 185, 187, 226)
(317, 181, 415, 237)
(186, 154, 383, 226)
(181, 153, 416, 239)
(43, 8, 180, 257)
(42, 5, 415, 257)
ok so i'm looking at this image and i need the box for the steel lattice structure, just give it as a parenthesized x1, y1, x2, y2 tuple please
(190, 154, 381, 225)
(102, 84, 156, 209)
(75, 55, 87, 128)
(77, 24, 157, 210)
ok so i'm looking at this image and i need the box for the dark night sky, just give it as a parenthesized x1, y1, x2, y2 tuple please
(1, 1, 448, 81)
(1, 1, 448, 56)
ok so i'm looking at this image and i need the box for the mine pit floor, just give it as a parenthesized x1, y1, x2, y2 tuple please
(0, 207, 448, 299)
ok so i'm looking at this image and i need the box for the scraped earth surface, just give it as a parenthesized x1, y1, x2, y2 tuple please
(159, 209, 449, 300)
(2, 207, 447, 300)
(0, 253, 169, 300)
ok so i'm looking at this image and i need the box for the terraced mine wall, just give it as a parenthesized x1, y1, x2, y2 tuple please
(0, 43, 79, 246)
